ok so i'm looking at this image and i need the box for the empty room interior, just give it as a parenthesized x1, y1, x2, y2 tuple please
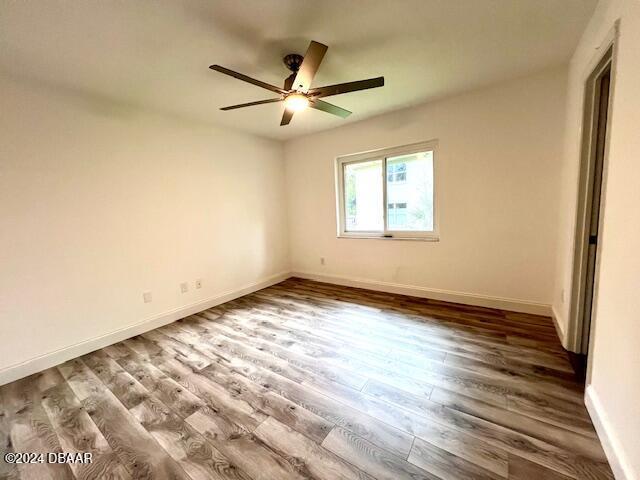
(1, 1, 640, 479)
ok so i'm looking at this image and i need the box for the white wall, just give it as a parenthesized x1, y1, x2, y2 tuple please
(553, 1, 640, 478)
(284, 68, 567, 312)
(0, 76, 289, 383)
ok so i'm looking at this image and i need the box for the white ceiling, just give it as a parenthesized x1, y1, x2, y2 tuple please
(0, 0, 596, 140)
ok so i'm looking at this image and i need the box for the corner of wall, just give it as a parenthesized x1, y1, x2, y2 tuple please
(281, 140, 294, 273)
(550, 304, 570, 350)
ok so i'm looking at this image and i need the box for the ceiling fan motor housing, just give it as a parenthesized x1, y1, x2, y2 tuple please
(283, 53, 304, 72)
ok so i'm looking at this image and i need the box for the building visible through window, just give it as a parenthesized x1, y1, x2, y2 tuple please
(387, 163, 407, 183)
(387, 202, 408, 228)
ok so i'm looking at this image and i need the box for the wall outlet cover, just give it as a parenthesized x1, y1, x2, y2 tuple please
(180, 282, 189, 293)
(143, 291, 152, 303)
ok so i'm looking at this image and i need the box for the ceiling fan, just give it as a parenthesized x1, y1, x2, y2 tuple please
(209, 40, 384, 126)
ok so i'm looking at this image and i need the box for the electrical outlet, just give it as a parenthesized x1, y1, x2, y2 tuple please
(143, 291, 152, 303)
(561, 289, 565, 303)
(180, 282, 189, 293)
(195, 279, 202, 289)
(320, 257, 325, 265)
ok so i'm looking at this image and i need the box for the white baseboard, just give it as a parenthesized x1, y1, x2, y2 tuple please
(0, 271, 290, 386)
(291, 271, 551, 316)
(585, 385, 636, 480)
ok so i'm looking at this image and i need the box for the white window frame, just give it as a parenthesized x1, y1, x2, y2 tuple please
(335, 140, 439, 241)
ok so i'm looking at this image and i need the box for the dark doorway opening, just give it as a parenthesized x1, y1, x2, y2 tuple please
(569, 48, 613, 383)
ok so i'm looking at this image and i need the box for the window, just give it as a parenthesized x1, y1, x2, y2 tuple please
(336, 141, 437, 240)
(344, 159, 383, 231)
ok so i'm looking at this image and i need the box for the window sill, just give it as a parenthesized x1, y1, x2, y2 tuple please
(337, 234, 440, 242)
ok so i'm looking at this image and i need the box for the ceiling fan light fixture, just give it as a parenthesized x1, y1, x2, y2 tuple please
(284, 93, 310, 112)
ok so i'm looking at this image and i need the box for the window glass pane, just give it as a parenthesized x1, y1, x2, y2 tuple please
(344, 159, 383, 231)
(386, 151, 434, 231)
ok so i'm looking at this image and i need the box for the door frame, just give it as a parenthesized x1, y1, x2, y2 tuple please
(567, 22, 618, 378)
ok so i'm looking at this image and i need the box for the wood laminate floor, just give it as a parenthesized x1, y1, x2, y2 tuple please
(0, 278, 613, 480)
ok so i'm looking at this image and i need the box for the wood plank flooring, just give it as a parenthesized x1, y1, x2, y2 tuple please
(0, 278, 613, 479)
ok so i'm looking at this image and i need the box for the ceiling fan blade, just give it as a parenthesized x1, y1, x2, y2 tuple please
(309, 76, 384, 98)
(209, 65, 287, 95)
(280, 109, 294, 126)
(284, 73, 295, 91)
(221, 98, 283, 111)
(292, 41, 328, 93)
(310, 100, 352, 118)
